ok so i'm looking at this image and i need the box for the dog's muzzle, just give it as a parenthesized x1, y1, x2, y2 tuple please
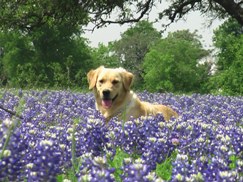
(102, 90, 111, 100)
(102, 90, 118, 109)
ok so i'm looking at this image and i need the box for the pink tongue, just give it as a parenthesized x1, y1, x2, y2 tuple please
(102, 100, 112, 109)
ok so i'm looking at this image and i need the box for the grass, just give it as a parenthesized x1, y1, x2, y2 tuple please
(155, 150, 177, 181)
(108, 148, 130, 182)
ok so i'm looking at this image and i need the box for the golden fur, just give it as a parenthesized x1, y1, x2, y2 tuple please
(87, 66, 178, 122)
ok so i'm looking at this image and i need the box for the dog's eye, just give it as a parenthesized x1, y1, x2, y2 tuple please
(112, 80, 119, 85)
(99, 79, 104, 84)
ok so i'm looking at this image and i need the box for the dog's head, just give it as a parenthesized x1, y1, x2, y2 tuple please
(87, 66, 133, 109)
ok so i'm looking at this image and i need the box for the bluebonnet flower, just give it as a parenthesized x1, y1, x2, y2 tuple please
(121, 158, 163, 182)
(0, 119, 27, 181)
(0, 89, 243, 181)
(75, 116, 109, 157)
(24, 139, 64, 181)
(78, 154, 115, 182)
(171, 154, 193, 182)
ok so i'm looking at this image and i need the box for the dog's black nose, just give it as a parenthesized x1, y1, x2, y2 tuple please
(102, 90, 110, 98)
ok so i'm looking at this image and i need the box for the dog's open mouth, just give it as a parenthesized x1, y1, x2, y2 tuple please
(102, 94, 118, 109)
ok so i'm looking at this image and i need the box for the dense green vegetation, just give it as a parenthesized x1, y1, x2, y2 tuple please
(0, 24, 92, 88)
(0, 19, 242, 95)
(143, 30, 209, 93)
(0, 0, 242, 95)
(208, 18, 243, 95)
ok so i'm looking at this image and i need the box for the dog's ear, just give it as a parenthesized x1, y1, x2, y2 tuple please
(122, 70, 134, 91)
(87, 66, 104, 89)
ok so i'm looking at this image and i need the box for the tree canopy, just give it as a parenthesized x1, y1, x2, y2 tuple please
(1, 0, 243, 32)
(112, 21, 161, 88)
(208, 18, 243, 95)
(0, 24, 92, 88)
(143, 30, 210, 93)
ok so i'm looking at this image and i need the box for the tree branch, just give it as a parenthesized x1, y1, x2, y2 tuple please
(1, 0, 243, 32)
(166, 0, 201, 22)
(0, 105, 23, 119)
(213, 0, 243, 25)
(95, 0, 153, 28)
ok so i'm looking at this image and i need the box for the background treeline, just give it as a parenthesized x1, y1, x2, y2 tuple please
(0, 19, 242, 95)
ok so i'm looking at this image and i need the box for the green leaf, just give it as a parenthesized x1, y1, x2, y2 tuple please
(108, 148, 130, 182)
(155, 150, 177, 180)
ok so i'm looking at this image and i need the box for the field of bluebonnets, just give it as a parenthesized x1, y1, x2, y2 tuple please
(0, 89, 243, 181)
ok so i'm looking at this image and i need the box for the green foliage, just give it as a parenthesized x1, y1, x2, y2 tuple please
(56, 168, 78, 182)
(0, 31, 34, 81)
(143, 52, 175, 92)
(155, 150, 177, 180)
(13, 63, 49, 88)
(0, 0, 89, 32)
(209, 19, 243, 95)
(229, 155, 239, 170)
(1, 0, 242, 34)
(108, 147, 177, 181)
(213, 19, 243, 71)
(108, 148, 130, 182)
(0, 24, 93, 89)
(143, 30, 210, 93)
(113, 20, 161, 88)
(91, 43, 120, 68)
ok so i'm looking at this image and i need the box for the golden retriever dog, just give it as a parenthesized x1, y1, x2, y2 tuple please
(87, 66, 178, 122)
